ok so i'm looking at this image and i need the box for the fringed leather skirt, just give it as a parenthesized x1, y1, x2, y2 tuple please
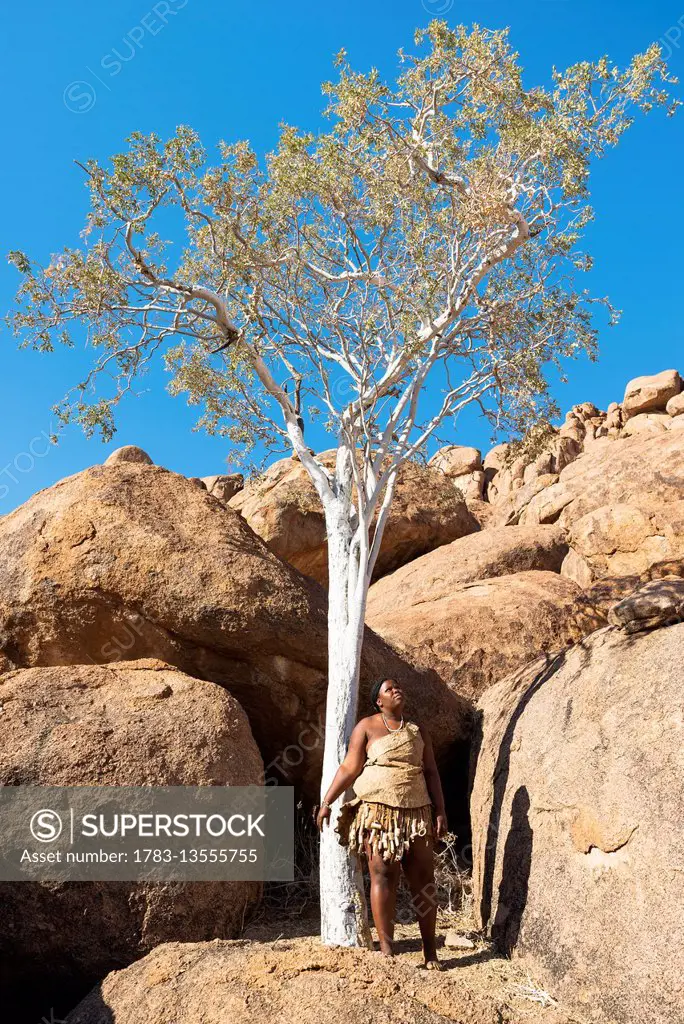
(336, 798, 433, 863)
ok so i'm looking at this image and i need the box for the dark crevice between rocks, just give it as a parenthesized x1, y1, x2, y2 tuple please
(1, 969, 110, 1024)
(440, 731, 475, 860)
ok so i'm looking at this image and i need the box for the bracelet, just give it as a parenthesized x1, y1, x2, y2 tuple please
(321, 800, 333, 810)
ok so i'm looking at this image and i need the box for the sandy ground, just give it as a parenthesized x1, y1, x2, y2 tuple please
(241, 907, 589, 1024)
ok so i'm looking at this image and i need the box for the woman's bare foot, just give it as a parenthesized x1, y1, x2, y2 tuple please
(374, 937, 395, 958)
(414, 952, 442, 970)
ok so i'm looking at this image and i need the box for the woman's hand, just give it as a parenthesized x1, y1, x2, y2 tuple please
(435, 813, 448, 839)
(315, 804, 331, 832)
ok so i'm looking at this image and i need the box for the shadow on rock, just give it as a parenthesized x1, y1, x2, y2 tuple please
(492, 785, 533, 956)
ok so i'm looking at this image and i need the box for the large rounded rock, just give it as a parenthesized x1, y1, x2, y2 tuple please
(0, 659, 261, 786)
(229, 454, 478, 587)
(0, 461, 469, 794)
(557, 432, 684, 582)
(367, 525, 568, 613)
(367, 567, 602, 703)
(622, 368, 681, 419)
(621, 411, 671, 436)
(562, 499, 684, 584)
(470, 622, 684, 1024)
(517, 481, 575, 526)
(607, 575, 684, 633)
(104, 445, 153, 465)
(483, 444, 509, 474)
(497, 473, 560, 524)
(450, 469, 486, 500)
(429, 445, 482, 476)
(666, 392, 684, 417)
(0, 660, 262, 1003)
(201, 473, 244, 502)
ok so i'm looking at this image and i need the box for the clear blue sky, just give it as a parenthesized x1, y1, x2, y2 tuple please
(1, 0, 682, 512)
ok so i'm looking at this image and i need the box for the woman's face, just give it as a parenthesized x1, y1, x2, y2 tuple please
(377, 679, 404, 714)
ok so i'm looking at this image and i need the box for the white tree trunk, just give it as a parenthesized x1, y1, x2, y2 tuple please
(319, 489, 373, 947)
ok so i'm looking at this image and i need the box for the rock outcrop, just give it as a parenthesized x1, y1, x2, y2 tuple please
(470, 620, 684, 1024)
(622, 368, 681, 419)
(429, 445, 482, 477)
(429, 445, 485, 499)
(0, 660, 262, 997)
(104, 445, 154, 465)
(2, 364, 683, 1024)
(66, 934, 578, 1024)
(0, 659, 261, 786)
(368, 565, 602, 703)
(229, 454, 478, 587)
(0, 364, 681, 1023)
(621, 410, 671, 436)
(555, 433, 684, 583)
(482, 368, 683, 513)
(483, 428, 684, 588)
(666, 392, 684, 417)
(201, 473, 244, 502)
(367, 525, 569, 613)
(0, 461, 470, 794)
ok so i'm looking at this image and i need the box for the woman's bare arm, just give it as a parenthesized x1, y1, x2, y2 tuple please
(316, 719, 368, 831)
(420, 724, 448, 838)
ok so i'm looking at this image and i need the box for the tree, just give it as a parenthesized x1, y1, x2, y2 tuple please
(7, 22, 677, 946)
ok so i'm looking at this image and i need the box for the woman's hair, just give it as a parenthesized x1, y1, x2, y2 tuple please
(370, 678, 387, 712)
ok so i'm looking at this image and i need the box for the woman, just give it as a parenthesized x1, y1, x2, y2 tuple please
(316, 677, 447, 968)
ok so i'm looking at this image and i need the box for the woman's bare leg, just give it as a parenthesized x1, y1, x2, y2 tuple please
(365, 843, 401, 956)
(402, 836, 441, 968)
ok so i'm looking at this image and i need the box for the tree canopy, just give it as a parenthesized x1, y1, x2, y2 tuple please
(8, 22, 678, 472)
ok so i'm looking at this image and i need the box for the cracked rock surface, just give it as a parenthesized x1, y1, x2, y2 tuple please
(470, 622, 684, 1024)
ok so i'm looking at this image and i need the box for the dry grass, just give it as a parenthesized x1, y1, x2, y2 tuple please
(508, 975, 559, 1009)
(434, 830, 474, 917)
(248, 806, 321, 928)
